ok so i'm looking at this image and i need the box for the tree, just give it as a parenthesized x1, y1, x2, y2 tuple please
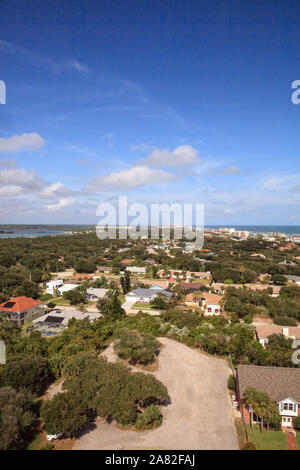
(150, 293, 167, 310)
(98, 294, 125, 321)
(244, 387, 280, 432)
(120, 271, 131, 294)
(63, 288, 85, 305)
(0, 355, 52, 397)
(114, 329, 159, 364)
(41, 391, 88, 437)
(0, 387, 36, 450)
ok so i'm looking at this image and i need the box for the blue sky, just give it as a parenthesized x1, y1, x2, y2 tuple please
(0, 0, 300, 225)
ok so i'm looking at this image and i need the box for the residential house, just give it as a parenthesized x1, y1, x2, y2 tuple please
(185, 292, 223, 315)
(58, 283, 80, 295)
(286, 275, 300, 285)
(85, 288, 108, 301)
(278, 259, 297, 266)
(177, 281, 207, 291)
(0, 296, 45, 326)
(125, 288, 173, 303)
(46, 279, 64, 294)
(255, 324, 300, 348)
(120, 259, 134, 265)
(236, 364, 300, 428)
(126, 266, 147, 275)
(33, 308, 102, 328)
(97, 266, 113, 273)
(142, 279, 169, 289)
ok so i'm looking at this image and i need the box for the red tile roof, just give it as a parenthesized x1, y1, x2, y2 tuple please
(0, 296, 42, 313)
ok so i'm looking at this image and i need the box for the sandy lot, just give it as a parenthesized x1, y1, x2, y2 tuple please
(74, 337, 238, 450)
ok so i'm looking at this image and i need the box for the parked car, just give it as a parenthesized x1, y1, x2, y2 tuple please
(46, 432, 63, 441)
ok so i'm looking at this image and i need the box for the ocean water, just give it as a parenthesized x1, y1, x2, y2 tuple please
(0, 229, 68, 238)
(205, 225, 300, 236)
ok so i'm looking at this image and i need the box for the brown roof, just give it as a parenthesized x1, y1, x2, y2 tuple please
(177, 282, 205, 290)
(142, 279, 169, 289)
(237, 364, 300, 404)
(200, 292, 223, 305)
(256, 324, 300, 341)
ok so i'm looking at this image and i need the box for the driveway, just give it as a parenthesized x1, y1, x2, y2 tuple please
(74, 337, 238, 450)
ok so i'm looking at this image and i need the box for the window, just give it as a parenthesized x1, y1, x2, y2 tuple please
(207, 308, 212, 312)
(283, 403, 294, 411)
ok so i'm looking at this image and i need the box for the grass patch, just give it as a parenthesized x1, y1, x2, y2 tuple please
(51, 297, 70, 306)
(295, 433, 300, 450)
(234, 418, 247, 449)
(246, 424, 289, 450)
(131, 302, 153, 310)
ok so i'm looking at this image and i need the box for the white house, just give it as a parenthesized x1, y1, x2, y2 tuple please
(58, 283, 80, 295)
(125, 288, 173, 303)
(126, 266, 147, 275)
(200, 292, 223, 316)
(46, 280, 64, 294)
(85, 288, 108, 301)
(255, 324, 300, 348)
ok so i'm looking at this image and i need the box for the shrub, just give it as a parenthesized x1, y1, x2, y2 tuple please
(273, 316, 297, 327)
(47, 301, 56, 309)
(242, 441, 256, 450)
(294, 416, 300, 431)
(136, 405, 162, 430)
(114, 329, 159, 364)
(228, 375, 236, 391)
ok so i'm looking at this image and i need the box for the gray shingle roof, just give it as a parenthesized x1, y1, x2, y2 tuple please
(237, 364, 300, 404)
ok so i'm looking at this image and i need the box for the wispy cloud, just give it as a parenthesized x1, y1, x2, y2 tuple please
(0, 39, 90, 75)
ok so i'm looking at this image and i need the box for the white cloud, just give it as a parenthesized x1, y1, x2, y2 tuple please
(40, 182, 75, 198)
(139, 145, 200, 167)
(86, 165, 176, 191)
(45, 198, 75, 212)
(0, 158, 18, 168)
(0, 133, 45, 154)
(218, 165, 243, 175)
(0, 168, 42, 189)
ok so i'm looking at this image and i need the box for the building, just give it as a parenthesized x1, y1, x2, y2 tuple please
(97, 266, 113, 273)
(255, 324, 300, 348)
(0, 296, 45, 326)
(236, 364, 300, 429)
(58, 283, 80, 294)
(185, 292, 223, 315)
(286, 275, 300, 285)
(125, 288, 173, 303)
(126, 266, 147, 275)
(142, 279, 169, 289)
(85, 288, 108, 301)
(32, 308, 102, 329)
(46, 279, 63, 294)
(177, 282, 207, 291)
